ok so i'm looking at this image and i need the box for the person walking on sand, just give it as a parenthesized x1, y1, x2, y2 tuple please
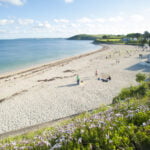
(95, 70, 98, 77)
(76, 75, 80, 85)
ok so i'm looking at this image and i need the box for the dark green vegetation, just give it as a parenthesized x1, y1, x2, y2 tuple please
(68, 34, 104, 40)
(136, 73, 147, 83)
(0, 74, 150, 150)
(68, 31, 150, 46)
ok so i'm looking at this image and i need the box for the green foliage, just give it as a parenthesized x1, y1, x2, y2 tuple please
(127, 111, 150, 126)
(136, 73, 146, 82)
(113, 82, 149, 103)
(143, 31, 150, 40)
(141, 39, 148, 46)
(127, 33, 142, 38)
(94, 38, 124, 44)
(68, 34, 104, 40)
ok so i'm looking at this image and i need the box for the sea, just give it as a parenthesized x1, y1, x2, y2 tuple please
(0, 38, 100, 74)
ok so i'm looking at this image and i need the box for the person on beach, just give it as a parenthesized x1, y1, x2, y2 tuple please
(76, 75, 80, 85)
(95, 70, 98, 77)
(107, 76, 111, 80)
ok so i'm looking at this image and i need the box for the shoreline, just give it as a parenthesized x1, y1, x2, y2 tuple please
(0, 44, 149, 136)
(0, 45, 106, 80)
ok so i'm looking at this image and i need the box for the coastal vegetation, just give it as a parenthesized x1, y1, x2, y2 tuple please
(0, 74, 150, 150)
(68, 31, 150, 46)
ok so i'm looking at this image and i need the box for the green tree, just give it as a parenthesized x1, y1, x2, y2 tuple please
(141, 39, 147, 46)
(102, 35, 108, 39)
(143, 31, 150, 40)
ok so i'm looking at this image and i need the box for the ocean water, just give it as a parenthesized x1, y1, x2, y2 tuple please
(0, 38, 100, 74)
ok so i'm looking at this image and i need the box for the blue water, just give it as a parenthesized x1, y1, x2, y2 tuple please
(0, 38, 100, 74)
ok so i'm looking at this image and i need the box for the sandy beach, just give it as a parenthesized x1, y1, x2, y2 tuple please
(0, 44, 149, 135)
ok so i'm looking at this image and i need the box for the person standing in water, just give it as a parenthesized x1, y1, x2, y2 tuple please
(76, 75, 80, 85)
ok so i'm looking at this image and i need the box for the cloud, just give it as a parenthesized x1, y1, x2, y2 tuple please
(108, 16, 124, 22)
(130, 14, 144, 22)
(34, 21, 52, 30)
(0, 13, 149, 39)
(64, 0, 74, 3)
(95, 18, 105, 23)
(0, 0, 25, 6)
(77, 17, 92, 23)
(18, 19, 34, 25)
(0, 19, 14, 25)
(54, 19, 69, 23)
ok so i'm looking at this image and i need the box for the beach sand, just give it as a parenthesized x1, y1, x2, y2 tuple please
(0, 44, 149, 135)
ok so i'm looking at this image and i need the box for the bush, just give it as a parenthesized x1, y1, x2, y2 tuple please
(127, 111, 150, 126)
(113, 83, 149, 103)
(136, 73, 146, 83)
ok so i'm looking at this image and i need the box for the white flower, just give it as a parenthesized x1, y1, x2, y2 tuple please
(142, 122, 146, 126)
(109, 140, 113, 143)
(78, 137, 82, 144)
(81, 129, 84, 133)
(106, 134, 110, 139)
(115, 113, 122, 117)
(50, 143, 62, 150)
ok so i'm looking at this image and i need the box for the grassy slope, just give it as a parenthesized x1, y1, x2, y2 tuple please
(0, 82, 150, 149)
(68, 34, 104, 40)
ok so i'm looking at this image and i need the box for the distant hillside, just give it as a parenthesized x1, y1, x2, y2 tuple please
(68, 34, 104, 40)
(68, 31, 150, 46)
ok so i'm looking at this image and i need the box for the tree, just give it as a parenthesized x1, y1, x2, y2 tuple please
(102, 35, 108, 39)
(141, 39, 147, 46)
(127, 33, 141, 39)
(143, 31, 150, 40)
(134, 33, 142, 39)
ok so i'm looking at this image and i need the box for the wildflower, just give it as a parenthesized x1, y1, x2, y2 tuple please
(127, 110, 134, 113)
(50, 143, 62, 150)
(19, 146, 27, 150)
(109, 127, 113, 130)
(65, 130, 72, 134)
(128, 126, 131, 129)
(126, 114, 134, 118)
(26, 146, 33, 150)
(80, 129, 84, 133)
(11, 142, 16, 146)
(115, 113, 122, 117)
(13, 146, 19, 150)
(78, 137, 82, 144)
(106, 134, 110, 139)
(109, 140, 113, 143)
(59, 136, 66, 143)
(142, 122, 146, 126)
(43, 140, 51, 146)
(89, 124, 96, 128)
(99, 121, 105, 124)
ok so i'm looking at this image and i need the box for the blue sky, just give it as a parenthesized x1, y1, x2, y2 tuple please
(0, 0, 150, 39)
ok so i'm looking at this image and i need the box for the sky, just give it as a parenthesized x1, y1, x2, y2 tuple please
(0, 0, 150, 39)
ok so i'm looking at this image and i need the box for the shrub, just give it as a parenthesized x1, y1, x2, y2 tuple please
(127, 111, 150, 126)
(113, 83, 149, 103)
(136, 73, 146, 83)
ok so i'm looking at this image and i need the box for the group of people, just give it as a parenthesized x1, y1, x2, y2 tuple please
(96, 70, 111, 82)
(76, 70, 111, 85)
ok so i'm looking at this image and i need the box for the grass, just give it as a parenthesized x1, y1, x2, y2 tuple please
(93, 38, 125, 44)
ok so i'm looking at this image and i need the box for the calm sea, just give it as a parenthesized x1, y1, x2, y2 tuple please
(0, 38, 100, 74)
